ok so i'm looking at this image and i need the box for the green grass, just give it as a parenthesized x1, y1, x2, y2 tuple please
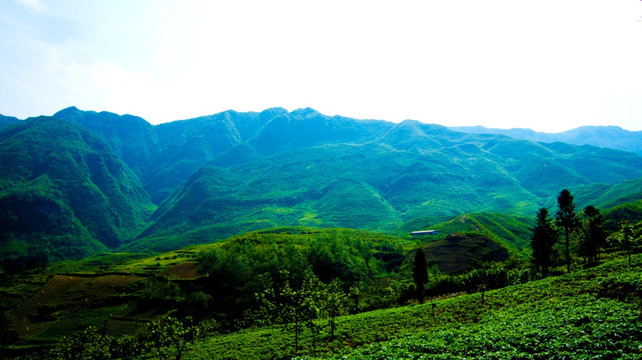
(186, 254, 642, 359)
(323, 296, 641, 359)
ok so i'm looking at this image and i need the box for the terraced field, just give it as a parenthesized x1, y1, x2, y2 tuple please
(7, 274, 141, 339)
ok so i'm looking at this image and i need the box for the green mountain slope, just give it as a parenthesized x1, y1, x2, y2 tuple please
(2, 107, 642, 258)
(566, 176, 642, 209)
(0, 117, 155, 260)
(53, 107, 161, 178)
(144, 111, 251, 203)
(136, 118, 642, 250)
(0, 115, 20, 130)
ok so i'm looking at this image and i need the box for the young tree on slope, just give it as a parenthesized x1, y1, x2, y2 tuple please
(617, 220, 636, 267)
(556, 189, 580, 273)
(580, 205, 606, 267)
(413, 248, 428, 303)
(531, 207, 557, 276)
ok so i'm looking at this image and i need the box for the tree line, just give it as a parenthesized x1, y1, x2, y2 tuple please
(531, 189, 639, 276)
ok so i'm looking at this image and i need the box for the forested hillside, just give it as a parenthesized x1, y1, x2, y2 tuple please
(0, 115, 19, 130)
(1, 107, 642, 258)
(0, 117, 154, 260)
(138, 119, 642, 250)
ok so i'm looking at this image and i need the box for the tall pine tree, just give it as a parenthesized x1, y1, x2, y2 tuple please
(531, 207, 557, 276)
(412, 248, 428, 303)
(556, 189, 580, 273)
(580, 205, 606, 267)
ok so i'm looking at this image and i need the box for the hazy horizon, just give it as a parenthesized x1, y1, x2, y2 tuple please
(2, 0, 642, 132)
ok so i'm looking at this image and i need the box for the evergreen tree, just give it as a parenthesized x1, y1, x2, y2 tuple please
(580, 205, 606, 267)
(531, 207, 557, 276)
(412, 248, 428, 303)
(556, 189, 580, 273)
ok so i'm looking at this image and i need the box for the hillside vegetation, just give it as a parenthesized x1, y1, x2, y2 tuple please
(0, 107, 641, 359)
(1, 108, 642, 259)
(3, 246, 638, 359)
(191, 254, 642, 359)
(0, 117, 154, 260)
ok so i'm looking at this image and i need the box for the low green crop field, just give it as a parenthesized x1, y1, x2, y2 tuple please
(187, 254, 642, 359)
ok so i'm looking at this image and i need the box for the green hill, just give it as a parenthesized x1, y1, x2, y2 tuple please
(0, 117, 155, 261)
(402, 212, 534, 248)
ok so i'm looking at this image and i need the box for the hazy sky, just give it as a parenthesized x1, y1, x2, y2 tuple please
(1, 0, 641, 132)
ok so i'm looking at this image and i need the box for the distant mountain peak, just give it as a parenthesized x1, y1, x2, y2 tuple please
(450, 125, 642, 156)
(290, 107, 321, 117)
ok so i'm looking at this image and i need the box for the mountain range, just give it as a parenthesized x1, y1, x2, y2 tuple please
(449, 125, 642, 156)
(1, 107, 642, 260)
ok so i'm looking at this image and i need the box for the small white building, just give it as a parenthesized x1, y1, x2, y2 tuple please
(411, 230, 439, 237)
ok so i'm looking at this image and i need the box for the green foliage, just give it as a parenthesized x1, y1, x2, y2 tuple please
(255, 269, 323, 353)
(47, 325, 146, 360)
(556, 189, 580, 272)
(319, 295, 642, 359)
(0, 180, 105, 261)
(570, 177, 642, 211)
(0, 117, 154, 261)
(4, 108, 642, 259)
(579, 205, 607, 266)
(53, 106, 161, 179)
(190, 254, 642, 359)
(4, 107, 642, 359)
(609, 220, 641, 267)
(48, 326, 113, 360)
(132, 112, 642, 252)
(402, 212, 535, 254)
(322, 280, 349, 339)
(0, 114, 20, 130)
(145, 316, 200, 360)
(603, 199, 642, 232)
(531, 207, 557, 276)
(46, 316, 200, 360)
(139, 276, 184, 306)
(196, 228, 409, 329)
(412, 249, 428, 302)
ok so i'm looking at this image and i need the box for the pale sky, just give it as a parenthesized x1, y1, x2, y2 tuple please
(1, 0, 641, 132)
